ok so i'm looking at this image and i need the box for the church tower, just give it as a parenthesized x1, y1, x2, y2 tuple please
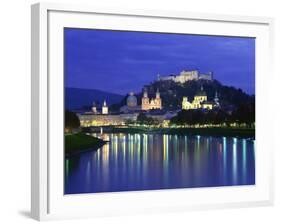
(102, 100, 108, 114)
(182, 97, 191, 110)
(92, 101, 97, 114)
(214, 91, 220, 107)
(155, 88, 162, 109)
(141, 89, 150, 110)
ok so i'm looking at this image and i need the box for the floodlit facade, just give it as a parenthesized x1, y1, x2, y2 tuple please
(182, 87, 219, 110)
(158, 70, 213, 83)
(102, 100, 108, 114)
(141, 88, 162, 110)
(78, 113, 138, 127)
(92, 102, 97, 114)
(120, 92, 141, 113)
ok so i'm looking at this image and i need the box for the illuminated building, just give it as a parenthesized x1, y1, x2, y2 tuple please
(141, 88, 162, 110)
(158, 69, 213, 83)
(182, 86, 219, 110)
(92, 102, 97, 114)
(78, 113, 139, 127)
(102, 100, 108, 114)
(120, 92, 141, 113)
(127, 92, 137, 107)
(182, 97, 192, 110)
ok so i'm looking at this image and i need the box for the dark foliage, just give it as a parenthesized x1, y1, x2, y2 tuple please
(171, 101, 255, 126)
(65, 110, 80, 132)
(137, 113, 158, 125)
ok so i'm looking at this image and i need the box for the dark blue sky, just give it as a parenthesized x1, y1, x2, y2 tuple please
(65, 28, 255, 95)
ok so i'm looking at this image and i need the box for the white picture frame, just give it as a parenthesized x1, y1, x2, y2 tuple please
(31, 2, 274, 221)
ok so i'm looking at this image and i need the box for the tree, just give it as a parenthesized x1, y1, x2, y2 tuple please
(231, 102, 255, 126)
(137, 113, 158, 125)
(65, 110, 80, 133)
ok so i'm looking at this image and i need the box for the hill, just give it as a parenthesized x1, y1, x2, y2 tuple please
(110, 79, 255, 111)
(65, 87, 124, 111)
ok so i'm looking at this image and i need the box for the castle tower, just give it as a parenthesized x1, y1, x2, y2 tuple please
(92, 101, 97, 114)
(102, 100, 108, 114)
(141, 89, 150, 110)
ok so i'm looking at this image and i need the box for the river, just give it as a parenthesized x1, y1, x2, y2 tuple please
(65, 133, 255, 194)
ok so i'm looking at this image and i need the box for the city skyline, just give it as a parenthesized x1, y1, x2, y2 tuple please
(64, 28, 255, 95)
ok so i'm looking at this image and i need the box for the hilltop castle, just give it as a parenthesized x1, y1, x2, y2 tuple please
(158, 70, 213, 83)
(141, 88, 162, 110)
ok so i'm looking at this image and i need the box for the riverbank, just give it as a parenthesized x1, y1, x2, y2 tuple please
(87, 126, 255, 138)
(65, 133, 107, 157)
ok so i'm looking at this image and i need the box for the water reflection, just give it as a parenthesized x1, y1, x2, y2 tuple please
(65, 134, 255, 194)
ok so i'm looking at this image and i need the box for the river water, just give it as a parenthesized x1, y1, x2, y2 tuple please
(65, 133, 255, 194)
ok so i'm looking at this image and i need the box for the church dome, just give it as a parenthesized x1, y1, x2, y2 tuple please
(127, 92, 137, 107)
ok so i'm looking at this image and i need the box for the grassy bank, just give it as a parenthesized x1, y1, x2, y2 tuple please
(109, 127, 255, 138)
(65, 133, 107, 156)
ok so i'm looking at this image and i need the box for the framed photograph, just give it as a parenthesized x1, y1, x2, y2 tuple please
(31, 2, 274, 221)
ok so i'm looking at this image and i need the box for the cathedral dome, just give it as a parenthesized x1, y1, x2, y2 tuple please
(127, 92, 137, 107)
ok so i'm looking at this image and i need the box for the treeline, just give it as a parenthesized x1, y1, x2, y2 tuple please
(170, 103, 255, 127)
(65, 110, 80, 133)
(135, 113, 159, 125)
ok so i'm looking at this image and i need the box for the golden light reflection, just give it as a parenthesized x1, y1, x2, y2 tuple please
(223, 137, 227, 182)
(163, 134, 169, 162)
(66, 133, 255, 194)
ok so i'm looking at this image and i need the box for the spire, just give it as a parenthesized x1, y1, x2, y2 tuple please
(214, 91, 220, 107)
(102, 100, 108, 114)
(201, 85, 203, 91)
(156, 88, 160, 98)
(143, 88, 148, 97)
(157, 74, 160, 80)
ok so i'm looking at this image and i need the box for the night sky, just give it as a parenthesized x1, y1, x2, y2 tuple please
(64, 28, 255, 95)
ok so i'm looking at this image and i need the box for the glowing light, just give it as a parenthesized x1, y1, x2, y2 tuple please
(242, 139, 247, 182)
(163, 135, 169, 162)
(222, 137, 227, 183)
(232, 137, 238, 184)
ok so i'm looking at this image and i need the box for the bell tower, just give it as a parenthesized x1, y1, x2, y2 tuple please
(102, 100, 108, 114)
(155, 88, 162, 109)
(92, 101, 97, 114)
(141, 89, 150, 110)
